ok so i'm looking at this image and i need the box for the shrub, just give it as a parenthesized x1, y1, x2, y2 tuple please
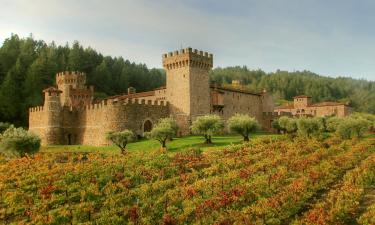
(296, 117, 324, 137)
(228, 114, 260, 141)
(278, 116, 297, 134)
(191, 115, 224, 144)
(0, 122, 11, 134)
(145, 118, 178, 148)
(106, 130, 134, 155)
(0, 126, 41, 157)
(336, 118, 370, 139)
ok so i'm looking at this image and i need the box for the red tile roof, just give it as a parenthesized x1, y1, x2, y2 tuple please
(309, 102, 347, 107)
(154, 86, 166, 90)
(275, 105, 294, 110)
(210, 85, 261, 96)
(105, 91, 155, 100)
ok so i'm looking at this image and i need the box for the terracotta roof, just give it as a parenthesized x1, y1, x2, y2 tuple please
(105, 91, 155, 100)
(154, 86, 166, 90)
(293, 95, 312, 99)
(210, 85, 261, 96)
(275, 105, 294, 110)
(309, 102, 347, 107)
(43, 87, 62, 93)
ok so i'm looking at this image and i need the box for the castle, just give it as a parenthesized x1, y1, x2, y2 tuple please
(29, 48, 276, 146)
(274, 95, 352, 117)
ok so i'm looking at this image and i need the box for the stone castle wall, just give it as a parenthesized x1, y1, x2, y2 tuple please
(210, 88, 275, 130)
(29, 99, 169, 146)
(212, 90, 263, 122)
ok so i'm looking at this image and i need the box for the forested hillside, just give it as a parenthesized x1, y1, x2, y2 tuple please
(0, 34, 374, 127)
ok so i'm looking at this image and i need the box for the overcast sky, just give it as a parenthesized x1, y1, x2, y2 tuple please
(0, 0, 374, 80)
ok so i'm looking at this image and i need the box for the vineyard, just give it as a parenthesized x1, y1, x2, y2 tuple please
(0, 136, 374, 224)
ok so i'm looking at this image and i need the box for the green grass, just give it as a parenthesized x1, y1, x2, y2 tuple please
(42, 133, 278, 154)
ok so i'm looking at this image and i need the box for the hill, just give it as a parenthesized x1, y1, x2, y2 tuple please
(0, 34, 374, 126)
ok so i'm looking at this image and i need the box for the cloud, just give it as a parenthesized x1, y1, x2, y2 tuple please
(0, 0, 374, 80)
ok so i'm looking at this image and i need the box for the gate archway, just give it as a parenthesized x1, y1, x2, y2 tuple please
(143, 120, 153, 133)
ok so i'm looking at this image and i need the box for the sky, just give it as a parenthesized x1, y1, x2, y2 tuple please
(0, 0, 374, 81)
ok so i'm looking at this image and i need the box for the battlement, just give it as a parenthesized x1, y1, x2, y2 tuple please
(162, 47, 213, 70)
(56, 71, 86, 86)
(80, 98, 169, 111)
(56, 71, 86, 77)
(29, 106, 44, 113)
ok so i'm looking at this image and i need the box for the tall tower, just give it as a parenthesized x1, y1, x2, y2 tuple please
(163, 47, 213, 134)
(43, 87, 62, 145)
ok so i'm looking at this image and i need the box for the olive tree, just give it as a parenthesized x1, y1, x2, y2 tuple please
(336, 118, 370, 139)
(0, 126, 41, 157)
(106, 129, 134, 155)
(296, 117, 324, 137)
(191, 115, 224, 144)
(228, 114, 260, 141)
(145, 118, 178, 148)
(278, 116, 297, 134)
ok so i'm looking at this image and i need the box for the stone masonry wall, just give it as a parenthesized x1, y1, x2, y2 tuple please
(211, 89, 264, 128)
(67, 99, 169, 146)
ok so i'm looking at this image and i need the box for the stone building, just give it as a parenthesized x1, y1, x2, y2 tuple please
(29, 48, 276, 146)
(274, 95, 352, 117)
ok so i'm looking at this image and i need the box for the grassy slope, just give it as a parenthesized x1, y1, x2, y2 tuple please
(42, 133, 278, 154)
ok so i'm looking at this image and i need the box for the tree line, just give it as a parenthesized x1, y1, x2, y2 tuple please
(1, 34, 374, 127)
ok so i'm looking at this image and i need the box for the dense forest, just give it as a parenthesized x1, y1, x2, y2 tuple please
(0, 34, 374, 127)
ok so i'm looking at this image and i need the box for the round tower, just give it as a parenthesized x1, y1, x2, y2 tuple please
(43, 87, 63, 145)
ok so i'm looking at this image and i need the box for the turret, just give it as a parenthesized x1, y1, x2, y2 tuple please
(56, 71, 91, 107)
(43, 87, 63, 145)
(162, 47, 213, 134)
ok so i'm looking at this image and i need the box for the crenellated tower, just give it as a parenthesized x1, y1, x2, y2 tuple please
(43, 87, 63, 145)
(56, 71, 94, 107)
(162, 47, 213, 134)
